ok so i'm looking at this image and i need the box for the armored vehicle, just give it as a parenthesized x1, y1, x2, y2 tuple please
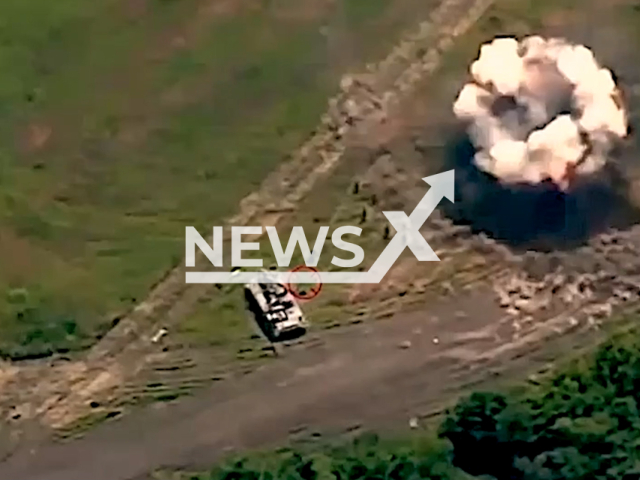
(244, 272, 307, 341)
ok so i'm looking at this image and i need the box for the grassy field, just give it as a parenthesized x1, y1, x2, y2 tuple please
(176, 0, 640, 351)
(173, 0, 566, 350)
(0, 0, 430, 359)
(3, 0, 634, 359)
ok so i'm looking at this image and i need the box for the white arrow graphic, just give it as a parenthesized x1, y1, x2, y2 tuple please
(366, 169, 454, 283)
(186, 170, 455, 284)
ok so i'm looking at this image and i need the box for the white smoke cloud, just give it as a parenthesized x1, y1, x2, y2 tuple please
(453, 36, 628, 190)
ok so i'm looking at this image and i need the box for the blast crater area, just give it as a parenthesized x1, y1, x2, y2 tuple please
(439, 128, 640, 252)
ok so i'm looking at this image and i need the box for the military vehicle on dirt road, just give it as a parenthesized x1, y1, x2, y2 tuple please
(244, 271, 307, 342)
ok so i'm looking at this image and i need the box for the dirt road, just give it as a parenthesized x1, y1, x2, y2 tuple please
(0, 286, 518, 480)
(0, 0, 499, 434)
(0, 280, 609, 480)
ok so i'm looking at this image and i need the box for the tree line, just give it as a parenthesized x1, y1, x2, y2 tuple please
(172, 325, 640, 480)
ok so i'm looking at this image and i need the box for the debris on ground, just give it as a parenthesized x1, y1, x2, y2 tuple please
(409, 417, 419, 429)
(151, 328, 168, 344)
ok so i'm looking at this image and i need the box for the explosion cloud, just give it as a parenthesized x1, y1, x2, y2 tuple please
(453, 36, 629, 190)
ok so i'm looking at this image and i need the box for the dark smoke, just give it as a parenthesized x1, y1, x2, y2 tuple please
(438, 128, 640, 251)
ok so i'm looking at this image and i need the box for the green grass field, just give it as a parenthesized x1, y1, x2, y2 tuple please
(173, 0, 563, 350)
(4, 0, 632, 360)
(0, 0, 427, 358)
(176, 0, 640, 352)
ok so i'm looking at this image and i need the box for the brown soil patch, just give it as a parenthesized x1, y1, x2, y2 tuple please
(356, 115, 407, 149)
(0, 229, 52, 280)
(23, 123, 52, 153)
(348, 257, 417, 303)
(542, 9, 586, 28)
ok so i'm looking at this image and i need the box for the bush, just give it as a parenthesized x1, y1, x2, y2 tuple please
(0, 287, 89, 359)
(441, 330, 640, 479)
(173, 325, 640, 480)
(181, 433, 468, 480)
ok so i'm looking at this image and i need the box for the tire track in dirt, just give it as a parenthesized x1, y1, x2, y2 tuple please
(0, 281, 634, 480)
(0, 286, 534, 480)
(0, 0, 499, 435)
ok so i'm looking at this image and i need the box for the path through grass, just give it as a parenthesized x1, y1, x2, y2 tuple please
(0, 0, 422, 358)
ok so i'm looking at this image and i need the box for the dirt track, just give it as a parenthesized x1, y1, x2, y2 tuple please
(2, 1, 638, 478)
(5, 215, 640, 480)
(0, 0, 498, 434)
(0, 284, 586, 480)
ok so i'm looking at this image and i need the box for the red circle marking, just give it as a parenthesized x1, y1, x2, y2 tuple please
(286, 266, 322, 300)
